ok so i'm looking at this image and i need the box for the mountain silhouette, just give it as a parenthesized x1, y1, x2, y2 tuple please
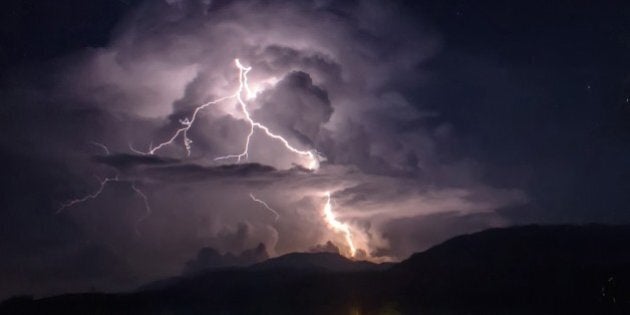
(184, 243, 270, 274)
(390, 224, 630, 313)
(251, 251, 392, 272)
(2, 225, 630, 314)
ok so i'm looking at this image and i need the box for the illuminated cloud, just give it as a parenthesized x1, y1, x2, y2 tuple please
(0, 0, 526, 297)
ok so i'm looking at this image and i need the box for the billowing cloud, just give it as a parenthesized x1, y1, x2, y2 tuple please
(0, 0, 526, 298)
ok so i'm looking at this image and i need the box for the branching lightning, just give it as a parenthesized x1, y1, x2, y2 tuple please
(58, 175, 152, 234)
(63, 59, 320, 231)
(214, 59, 320, 170)
(134, 59, 320, 170)
(322, 191, 357, 257)
(133, 94, 235, 156)
(57, 175, 120, 214)
(60, 60, 374, 257)
(58, 143, 151, 234)
(249, 193, 280, 221)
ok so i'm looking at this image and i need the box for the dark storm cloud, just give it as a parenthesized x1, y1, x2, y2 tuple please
(254, 71, 333, 145)
(94, 153, 179, 170)
(142, 162, 281, 182)
(0, 0, 555, 299)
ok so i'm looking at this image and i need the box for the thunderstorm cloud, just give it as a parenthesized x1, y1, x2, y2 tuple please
(0, 0, 531, 298)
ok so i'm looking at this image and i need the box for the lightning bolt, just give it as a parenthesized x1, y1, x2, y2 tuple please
(322, 191, 357, 257)
(249, 193, 280, 221)
(58, 176, 152, 234)
(58, 144, 152, 234)
(90, 141, 110, 155)
(133, 59, 321, 170)
(63, 60, 358, 256)
(214, 59, 320, 170)
(131, 182, 152, 229)
(57, 175, 119, 214)
(133, 94, 235, 156)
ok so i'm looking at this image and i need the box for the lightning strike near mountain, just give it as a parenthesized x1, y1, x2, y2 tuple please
(249, 193, 280, 221)
(322, 191, 357, 257)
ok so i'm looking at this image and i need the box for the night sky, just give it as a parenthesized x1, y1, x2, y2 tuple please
(1, 0, 629, 299)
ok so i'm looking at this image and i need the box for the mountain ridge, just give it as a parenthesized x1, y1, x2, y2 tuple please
(3, 224, 630, 314)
